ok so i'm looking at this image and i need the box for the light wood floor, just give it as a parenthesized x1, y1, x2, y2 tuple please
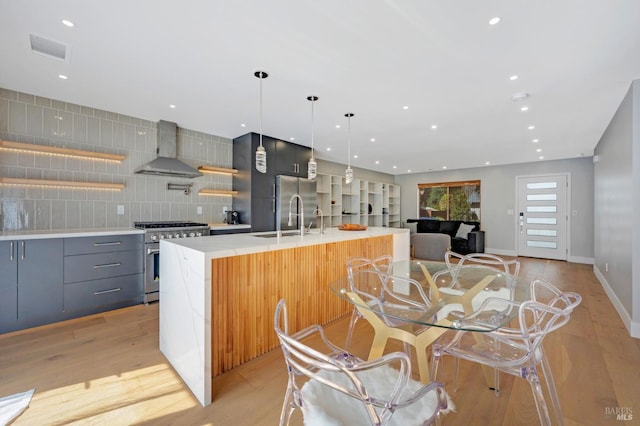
(1, 257, 638, 425)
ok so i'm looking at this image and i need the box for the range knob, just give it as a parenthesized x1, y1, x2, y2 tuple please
(189, 232, 196, 237)
(166, 234, 173, 239)
(150, 235, 158, 241)
(159, 234, 165, 239)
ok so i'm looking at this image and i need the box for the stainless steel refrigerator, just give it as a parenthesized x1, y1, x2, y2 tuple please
(275, 175, 317, 231)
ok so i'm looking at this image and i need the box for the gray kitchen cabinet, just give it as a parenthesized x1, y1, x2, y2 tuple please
(274, 139, 312, 178)
(0, 234, 143, 335)
(62, 234, 143, 315)
(16, 238, 64, 327)
(233, 132, 312, 232)
(0, 241, 18, 333)
(233, 132, 277, 232)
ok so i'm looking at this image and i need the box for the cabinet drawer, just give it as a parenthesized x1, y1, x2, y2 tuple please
(64, 234, 143, 255)
(63, 274, 143, 312)
(64, 250, 143, 283)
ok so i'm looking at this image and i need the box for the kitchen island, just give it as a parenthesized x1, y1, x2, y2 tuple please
(159, 226, 409, 406)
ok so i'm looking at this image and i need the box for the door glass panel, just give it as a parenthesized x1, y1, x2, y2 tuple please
(527, 229, 557, 237)
(527, 194, 557, 201)
(527, 240, 557, 249)
(527, 206, 557, 213)
(527, 182, 557, 189)
(527, 217, 557, 225)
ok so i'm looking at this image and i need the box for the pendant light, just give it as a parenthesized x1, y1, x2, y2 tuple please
(254, 70, 268, 173)
(345, 112, 354, 184)
(307, 95, 318, 181)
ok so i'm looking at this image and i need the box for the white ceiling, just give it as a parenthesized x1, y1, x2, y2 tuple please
(2, 1, 640, 175)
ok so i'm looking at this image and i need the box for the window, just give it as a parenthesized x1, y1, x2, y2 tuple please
(418, 180, 480, 221)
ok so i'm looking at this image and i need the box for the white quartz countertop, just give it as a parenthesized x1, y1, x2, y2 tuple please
(161, 226, 409, 259)
(0, 227, 144, 241)
(207, 223, 251, 231)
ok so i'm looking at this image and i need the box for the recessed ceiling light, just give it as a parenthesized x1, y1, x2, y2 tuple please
(393, 165, 397, 169)
(528, 125, 535, 130)
(169, 104, 176, 109)
(335, 125, 341, 128)
(485, 161, 490, 165)
(290, 137, 295, 141)
(489, 17, 501, 25)
(370, 138, 375, 142)
(326, 147, 331, 151)
(442, 166, 447, 169)
(536, 148, 542, 153)
(61, 19, 74, 27)
(403, 106, 409, 110)
(431, 124, 438, 130)
(354, 155, 358, 159)
(375, 160, 380, 164)
(509, 75, 518, 81)
(532, 138, 539, 143)
(539, 156, 545, 160)
(58, 74, 67, 80)
(407, 169, 412, 173)
(520, 106, 529, 112)
(240, 123, 246, 127)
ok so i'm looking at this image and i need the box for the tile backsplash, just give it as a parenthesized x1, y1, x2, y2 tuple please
(0, 88, 235, 231)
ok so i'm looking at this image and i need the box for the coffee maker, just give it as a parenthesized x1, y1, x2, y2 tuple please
(226, 210, 240, 225)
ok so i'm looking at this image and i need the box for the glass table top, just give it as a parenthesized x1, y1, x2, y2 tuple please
(329, 260, 531, 332)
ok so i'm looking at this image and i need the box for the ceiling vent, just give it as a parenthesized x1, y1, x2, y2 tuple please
(29, 34, 69, 61)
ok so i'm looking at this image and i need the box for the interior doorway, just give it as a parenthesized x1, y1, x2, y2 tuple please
(516, 174, 569, 260)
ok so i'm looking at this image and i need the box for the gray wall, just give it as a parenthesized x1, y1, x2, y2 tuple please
(593, 80, 639, 334)
(394, 157, 594, 261)
(0, 88, 234, 231)
(317, 158, 395, 183)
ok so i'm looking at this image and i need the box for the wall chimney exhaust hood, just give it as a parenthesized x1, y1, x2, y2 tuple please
(135, 120, 202, 178)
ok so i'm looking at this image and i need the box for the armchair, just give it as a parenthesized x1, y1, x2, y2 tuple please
(274, 299, 453, 426)
(430, 278, 581, 425)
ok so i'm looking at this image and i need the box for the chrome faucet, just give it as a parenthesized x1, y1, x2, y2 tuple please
(288, 194, 305, 236)
(310, 208, 324, 234)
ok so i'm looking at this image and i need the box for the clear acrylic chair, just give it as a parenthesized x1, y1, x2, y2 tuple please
(444, 251, 521, 287)
(274, 299, 453, 426)
(430, 278, 581, 426)
(346, 269, 452, 383)
(344, 255, 394, 350)
(439, 251, 522, 391)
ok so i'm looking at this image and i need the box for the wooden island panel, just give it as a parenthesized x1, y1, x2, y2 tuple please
(210, 235, 393, 376)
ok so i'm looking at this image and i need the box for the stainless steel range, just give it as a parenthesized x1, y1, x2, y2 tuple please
(134, 221, 210, 303)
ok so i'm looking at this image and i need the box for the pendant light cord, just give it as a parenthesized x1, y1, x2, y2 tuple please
(259, 74, 263, 148)
(311, 98, 315, 156)
(347, 114, 352, 168)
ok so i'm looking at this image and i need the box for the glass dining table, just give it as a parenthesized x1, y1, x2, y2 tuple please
(329, 259, 532, 385)
(330, 259, 531, 332)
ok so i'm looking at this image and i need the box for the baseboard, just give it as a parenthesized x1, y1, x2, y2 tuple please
(486, 248, 593, 265)
(485, 248, 517, 257)
(593, 265, 640, 338)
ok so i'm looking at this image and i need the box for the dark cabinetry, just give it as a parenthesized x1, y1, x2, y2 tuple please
(63, 234, 143, 315)
(233, 133, 311, 232)
(0, 234, 143, 335)
(0, 241, 18, 332)
(274, 139, 311, 177)
(0, 238, 63, 334)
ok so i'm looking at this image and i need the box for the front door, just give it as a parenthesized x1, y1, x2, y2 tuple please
(516, 174, 568, 260)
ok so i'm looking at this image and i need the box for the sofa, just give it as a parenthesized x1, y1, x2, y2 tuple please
(406, 219, 485, 255)
(410, 233, 451, 260)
